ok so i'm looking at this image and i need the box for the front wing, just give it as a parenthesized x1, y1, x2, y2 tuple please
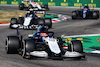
(10, 24, 38, 29)
(29, 51, 85, 59)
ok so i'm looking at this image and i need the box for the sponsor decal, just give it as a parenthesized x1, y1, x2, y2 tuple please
(88, 3, 96, 7)
(61, 3, 68, 6)
(48, 2, 55, 6)
(0, 1, 7, 4)
(11, 1, 18, 5)
(74, 3, 82, 7)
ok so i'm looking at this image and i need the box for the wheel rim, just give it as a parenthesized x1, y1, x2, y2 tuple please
(22, 41, 26, 58)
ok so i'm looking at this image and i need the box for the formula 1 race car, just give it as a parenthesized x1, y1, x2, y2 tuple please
(72, 6, 99, 19)
(5, 25, 85, 59)
(10, 10, 52, 29)
(19, 0, 49, 10)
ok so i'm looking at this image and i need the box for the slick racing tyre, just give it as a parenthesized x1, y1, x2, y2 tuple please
(5, 36, 20, 54)
(72, 12, 77, 19)
(10, 18, 17, 29)
(10, 18, 17, 24)
(22, 39, 35, 59)
(18, 17, 24, 25)
(44, 18, 52, 29)
(19, 4, 24, 10)
(44, 4, 49, 10)
(68, 40, 83, 53)
(93, 11, 99, 19)
(38, 19, 44, 25)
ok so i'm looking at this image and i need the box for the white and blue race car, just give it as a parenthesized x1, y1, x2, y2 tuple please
(5, 25, 85, 59)
(10, 10, 52, 29)
(19, 0, 49, 10)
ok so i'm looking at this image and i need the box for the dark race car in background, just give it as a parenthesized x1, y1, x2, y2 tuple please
(72, 6, 99, 19)
(5, 25, 85, 59)
(19, 0, 49, 10)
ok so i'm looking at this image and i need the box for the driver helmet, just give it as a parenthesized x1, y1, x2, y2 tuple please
(37, 25, 48, 32)
(84, 6, 89, 9)
(84, 6, 89, 11)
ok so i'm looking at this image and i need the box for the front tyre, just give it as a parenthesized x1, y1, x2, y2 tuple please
(5, 36, 20, 54)
(68, 40, 83, 53)
(18, 17, 24, 25)
(10, 18, 17, 29)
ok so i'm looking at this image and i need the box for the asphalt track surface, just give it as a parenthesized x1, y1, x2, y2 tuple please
(1, 5, 100, 67)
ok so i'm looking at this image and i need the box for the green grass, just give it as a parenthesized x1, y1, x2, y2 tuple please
(0, 11, 26, 23)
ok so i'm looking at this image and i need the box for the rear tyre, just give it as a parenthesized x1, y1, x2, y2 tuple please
(44, 4, 49, 10)
(38, 19, 44, 25)
(68, 40, 83, 53)
(10, 18, 17, 29)
(93, 11, 99, 19)
(5, 36, 20, 54)
(22, 39, 35, 59)
(19, 4, 24, 10)
(44, 18, 52, 29)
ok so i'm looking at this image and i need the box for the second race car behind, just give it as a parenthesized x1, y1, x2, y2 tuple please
(10, 10, 52, 29)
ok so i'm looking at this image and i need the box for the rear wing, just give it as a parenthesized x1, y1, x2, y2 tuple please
(34, 9, 46, 13)
(33, 8, 47, 11)
(33, 10, 46, 18)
